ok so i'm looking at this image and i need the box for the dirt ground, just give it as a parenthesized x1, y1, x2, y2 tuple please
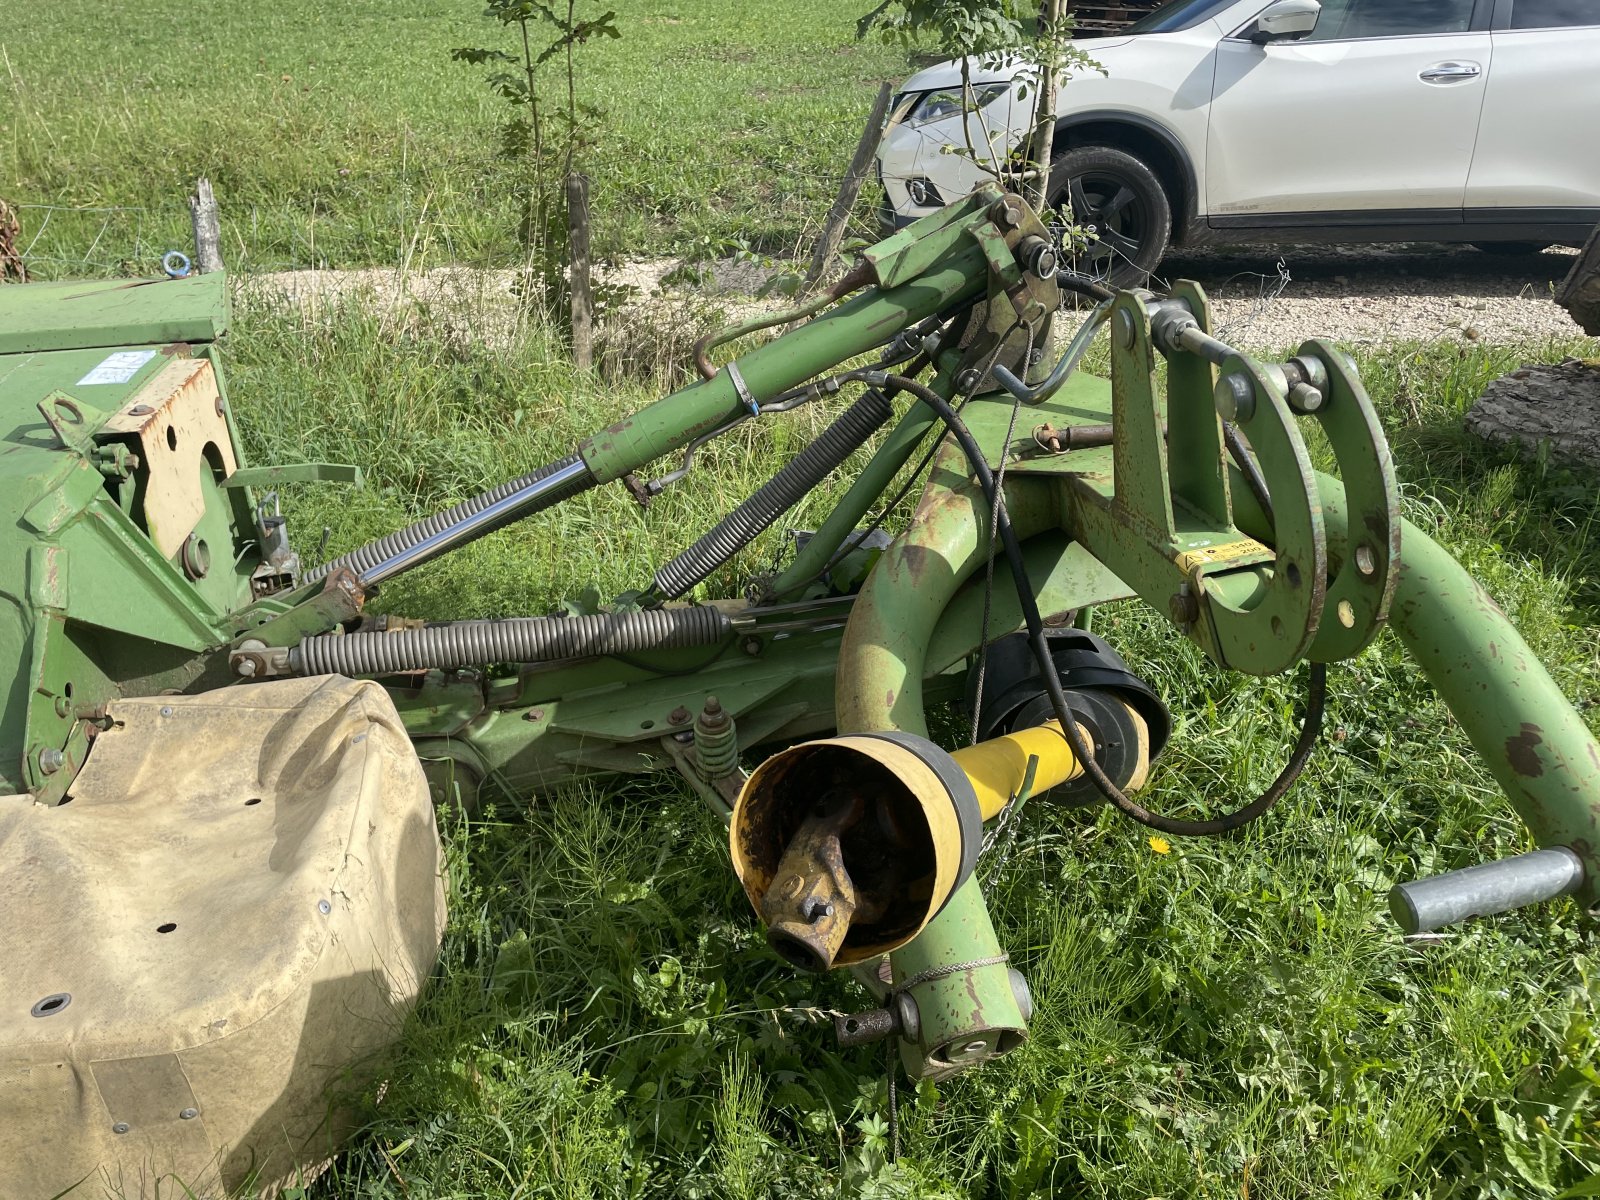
(242, 241, 1586, 352)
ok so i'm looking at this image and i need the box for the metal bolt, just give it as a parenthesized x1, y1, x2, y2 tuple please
(1169, 590, 1199, 628)
(112, 1122, 130, 1134)
(1287, 381, 1324, 414)
(991, 197, 1023, 229)
(802, 898, 835, 923)
(668, 705, 691, 726)
(1115, 309, 1137, 350)
(1214, 374, 1255, 423)
(128, 405, 153, 416)
(740, 635, 763, 657)
(1008, 968, 1035, 1022)
(235, 657, 259, 678)
(523, 708, 545, 722)
(317, 899, 331, 915)
(160, 705, 174, 717)
(955, 368, 981, 394)
(37, 748, 64, 775)
(179, 1108, 198, 1120)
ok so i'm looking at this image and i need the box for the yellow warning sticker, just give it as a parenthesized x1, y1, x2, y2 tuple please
(1174, 537, 1272, 577)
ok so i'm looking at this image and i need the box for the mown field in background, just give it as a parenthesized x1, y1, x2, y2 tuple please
(3, 0, 907, 274)
(218, 292, 1600, 1198)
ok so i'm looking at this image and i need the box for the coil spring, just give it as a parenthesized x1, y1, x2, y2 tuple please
(292, 606, 730, 676)
(302, 452, 590, 585)
(648, 389, 894, 601)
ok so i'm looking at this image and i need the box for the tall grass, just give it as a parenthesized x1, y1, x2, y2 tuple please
(219, 289, 1600, 1198)
(3, 0, 910, 274)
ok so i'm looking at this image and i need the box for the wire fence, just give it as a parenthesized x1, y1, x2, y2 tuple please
(5, 174, 895, 288)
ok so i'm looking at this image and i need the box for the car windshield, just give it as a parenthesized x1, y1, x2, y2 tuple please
(1123, 0, 1238, 33)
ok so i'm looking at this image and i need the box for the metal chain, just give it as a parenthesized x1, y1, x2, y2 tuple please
(883, 953, 1010, 1162)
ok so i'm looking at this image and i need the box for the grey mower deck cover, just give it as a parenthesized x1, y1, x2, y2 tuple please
(0, 675, 446, 1199)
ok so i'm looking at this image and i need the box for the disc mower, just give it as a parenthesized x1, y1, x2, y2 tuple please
(2, 184, 1597, 1195)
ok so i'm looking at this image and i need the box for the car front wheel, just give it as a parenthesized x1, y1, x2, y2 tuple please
(1047, 145, 1172, 290)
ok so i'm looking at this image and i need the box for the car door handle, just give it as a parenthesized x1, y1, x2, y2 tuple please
(1419, 61, 1482, 83)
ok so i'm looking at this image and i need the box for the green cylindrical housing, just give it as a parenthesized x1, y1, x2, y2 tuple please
(577, 250, 989, 484)
(891, 877, 1027, 1080)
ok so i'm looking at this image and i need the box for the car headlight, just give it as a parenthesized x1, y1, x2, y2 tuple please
(900, 82, 1012, 128)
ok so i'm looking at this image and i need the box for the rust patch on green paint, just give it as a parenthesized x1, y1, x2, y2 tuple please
(1505, 723, 1546, 778)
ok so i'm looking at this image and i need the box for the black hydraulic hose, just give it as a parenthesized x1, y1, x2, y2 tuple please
(291, 606, 731, 676)
(645, 387, 895, 603)
(1222, 421, 1275, 526)
(1056, 271, 1116, 304)
(870, 371, 1325, 837)
(303, 452, 595, 586)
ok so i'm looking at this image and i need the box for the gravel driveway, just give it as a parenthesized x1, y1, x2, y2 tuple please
(249, 242, 1592, 353)
(1153, 242, 1583, 350)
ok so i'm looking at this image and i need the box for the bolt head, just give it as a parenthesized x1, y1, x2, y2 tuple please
(955, 368, 981, 394)
(1214, 374, 1255, 424)
(179, 1107, 198, 1120)
(668, 705, 691, 726)
(1287, 381, 1324, 414)
(1115, 309, 1137, 349)
(160, 705, 174, 717)
(991, 197, 1023, 229)
(37, 748, 65, 775)
(235, 657, 258, 678)
(112, 1122, 130, 1134)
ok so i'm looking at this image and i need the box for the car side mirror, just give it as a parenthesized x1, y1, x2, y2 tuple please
(1250, 0, 1321, 43)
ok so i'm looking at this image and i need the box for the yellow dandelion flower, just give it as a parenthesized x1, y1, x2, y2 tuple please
(1148, 836, 1172, 855)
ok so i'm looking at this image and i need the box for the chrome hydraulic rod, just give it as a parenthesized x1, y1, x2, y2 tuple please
(358, 456, 595, 587)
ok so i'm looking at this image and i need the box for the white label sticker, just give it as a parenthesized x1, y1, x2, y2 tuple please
(77, 350, 157, 386)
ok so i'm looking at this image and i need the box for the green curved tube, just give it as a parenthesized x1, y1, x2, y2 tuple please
(1237, 471, 1600, 896)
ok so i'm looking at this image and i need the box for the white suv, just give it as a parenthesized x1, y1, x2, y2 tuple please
(876, 0, 1600, 286)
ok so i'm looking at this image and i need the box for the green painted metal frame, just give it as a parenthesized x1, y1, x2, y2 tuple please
(4, 191, 1599, 1082)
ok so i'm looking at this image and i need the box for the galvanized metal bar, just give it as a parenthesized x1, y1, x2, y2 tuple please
(358, 457, 594, 587)
(1389, 847, 1586, 934)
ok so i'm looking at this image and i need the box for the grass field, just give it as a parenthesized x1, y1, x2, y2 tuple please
(4, 0, 909, 275)
(10, 3, 1600, 1197)
(217, 292, 1600, 1199)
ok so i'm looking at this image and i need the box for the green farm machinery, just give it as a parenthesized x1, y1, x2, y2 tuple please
(2, 185, 1597, 1196)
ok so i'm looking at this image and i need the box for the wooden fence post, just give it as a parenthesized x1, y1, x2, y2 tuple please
(803, 82, 894, 293)
(566, 173, 594, 371)
(188, 178, 223, 274)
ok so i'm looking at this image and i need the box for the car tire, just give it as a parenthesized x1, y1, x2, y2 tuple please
(1047, 145, 1172, 290)
(1472, 241, 1549, 256)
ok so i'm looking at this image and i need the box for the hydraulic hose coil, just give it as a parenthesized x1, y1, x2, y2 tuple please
(292, 606, 730, 676)
(302, 452, 593, 585)
(648, 389, 894, 602)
